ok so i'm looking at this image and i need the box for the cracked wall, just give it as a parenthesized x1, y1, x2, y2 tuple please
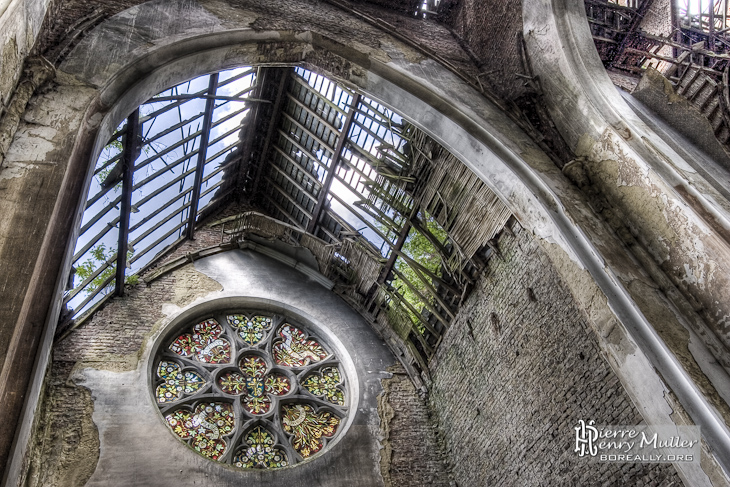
(428, 219, 682, 486)
(23, 221, 424, 486)
(378, 364, 450, 487)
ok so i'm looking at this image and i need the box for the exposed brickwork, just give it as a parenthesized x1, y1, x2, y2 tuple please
(428, 221, 681, 486)
(24, 361, 99, 487)
(144, 201, 252, 274)
(439, 0, 527, 101)
(379, 365, 451, 487)
(639, 0, 674, 74)
(55, 217, 233, 365)
(54, 267, 218, 365)
(435, 0, 574, 164)
(640, 0, 672, 37)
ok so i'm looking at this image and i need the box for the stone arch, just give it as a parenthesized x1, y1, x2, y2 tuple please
(3, 0, 730, 483)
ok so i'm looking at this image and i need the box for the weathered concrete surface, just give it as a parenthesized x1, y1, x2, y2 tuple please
(54, 249, 398, 486)
(0, 75, 100, 482)
(525, 0, 730, 478)
(0, 56, 55, 169)
(0, 0, 50, 107)
(632, 68, 730, 170)
(524, 0, 730, 358)
(0, 81, 96, 365)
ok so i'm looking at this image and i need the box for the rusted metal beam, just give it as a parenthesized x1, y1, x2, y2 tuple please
(584, 0, 637, 14)
(306, 93, 361, 234)
(114, 109, 140, 296)
(642, 31, 730, 59)
(592, 34, 619, 44)
(610, 0, 657, 68)
(710, 0, 716, 47)
(230, 67, 265, 195)
(377, 217, 412, 285)
(144, 94, 270, 104)
(186, 73, 219, 240)
(252, 70, 290, 194)
(624, 46, 726, 75)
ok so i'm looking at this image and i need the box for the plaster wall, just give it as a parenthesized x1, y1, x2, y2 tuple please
(28, 247, 423, 487)
(0, 0, 49, 106)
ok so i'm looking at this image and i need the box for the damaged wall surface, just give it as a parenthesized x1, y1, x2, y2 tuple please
(26, 244, 442, 486)
(429, 219, 682, 486)
(5, 0, 730, 485)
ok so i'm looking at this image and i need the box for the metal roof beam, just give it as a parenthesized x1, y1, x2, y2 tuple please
(306, 93, 361, 234)
(186, 73, 219, 240)
(114, 108, 140, 296)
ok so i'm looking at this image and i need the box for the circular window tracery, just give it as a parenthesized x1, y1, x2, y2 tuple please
(151, 310, 350, 468)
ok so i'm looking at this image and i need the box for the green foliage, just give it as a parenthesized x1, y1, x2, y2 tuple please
(74, 243, 137, 297)
(96, 139, 124, 192)
(390, 216, 447, 331)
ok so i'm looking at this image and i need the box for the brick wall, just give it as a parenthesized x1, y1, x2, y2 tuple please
(439, 0, 527, 101)
(379, 365, 451, 487)
(28, 215, 450, 486)
(428, 220, 681, 486)
(641, 0, 672, 37)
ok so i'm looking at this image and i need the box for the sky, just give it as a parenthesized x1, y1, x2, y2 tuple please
(70, 66, 414, 318)
(68, 68, 255, 317)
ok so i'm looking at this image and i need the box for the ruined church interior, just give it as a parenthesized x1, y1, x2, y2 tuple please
(4, 0, 730, 485)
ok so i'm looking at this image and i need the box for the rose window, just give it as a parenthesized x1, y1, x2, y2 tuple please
(152, 310, 350, 468)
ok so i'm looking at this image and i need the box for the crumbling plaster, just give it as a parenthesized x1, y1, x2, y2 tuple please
(523, 0, 730, 353)
(0, 0, 50, 107)
(76, 249, 394, 486)
(25, 248, 400, 486)
(525, 0, 730, 473)
(3, 0, 730, 483)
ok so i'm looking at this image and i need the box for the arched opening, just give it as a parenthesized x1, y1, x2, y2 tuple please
(4, 0, 730, 483)
(62, 63, 513, 378)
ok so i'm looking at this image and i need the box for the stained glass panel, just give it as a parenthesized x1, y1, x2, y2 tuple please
(155, 310, 347, 468)
(216, 354, 291, 414)
(273, 324, 328, 367)
(165, 402, 235, 460)
(218, 371, 247, 395)
(228, 314, 273, 345)
(169, 318, 231, 363)
(302, 366, 345, 406)
(156, 361, 205, 403)
(233, 427, 289, 468)
(282, 404, 340, 457)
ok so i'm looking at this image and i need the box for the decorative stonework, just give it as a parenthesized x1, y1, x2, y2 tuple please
(152, 310, 349, 468)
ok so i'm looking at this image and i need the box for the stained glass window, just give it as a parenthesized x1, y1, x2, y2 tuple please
(152, 310, 349, 468)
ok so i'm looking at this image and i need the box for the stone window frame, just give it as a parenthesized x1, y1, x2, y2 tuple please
(150, 306, 352, 468)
